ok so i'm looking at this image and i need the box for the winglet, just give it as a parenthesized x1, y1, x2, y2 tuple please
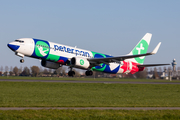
(152, 42, 161, 54)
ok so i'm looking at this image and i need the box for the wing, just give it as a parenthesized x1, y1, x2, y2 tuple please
(88, 42, 161, 66)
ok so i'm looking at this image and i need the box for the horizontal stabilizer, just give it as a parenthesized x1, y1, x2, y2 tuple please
(137, 63, 170, 67)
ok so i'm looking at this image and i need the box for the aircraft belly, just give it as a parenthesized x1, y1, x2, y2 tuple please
(117, 68, 124, 74)
(93, 63, 120, 74)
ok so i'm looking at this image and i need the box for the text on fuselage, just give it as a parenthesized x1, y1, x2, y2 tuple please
(54, 45, 90, 57)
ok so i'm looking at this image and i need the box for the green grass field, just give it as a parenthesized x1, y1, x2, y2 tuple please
(0, 81, 180, 107)
(0, 109, 180, 120)
(1, 76, 180, 82)
(1, 80, 180, 119)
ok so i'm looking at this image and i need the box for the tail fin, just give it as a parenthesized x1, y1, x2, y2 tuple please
(127, 33, 152, 64)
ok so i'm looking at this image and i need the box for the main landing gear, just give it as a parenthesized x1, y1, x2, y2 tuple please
(68, 70, 93, 77)
(68, 67, 75, 77)
(68, 67, 93, 77)
(20, 59, 24, 63)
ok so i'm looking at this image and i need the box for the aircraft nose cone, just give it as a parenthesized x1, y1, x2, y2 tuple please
(7, 43, 20, 51)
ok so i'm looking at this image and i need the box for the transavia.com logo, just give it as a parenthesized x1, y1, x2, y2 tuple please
(132, 40, 148, 64)
(35, 41, 50, 57)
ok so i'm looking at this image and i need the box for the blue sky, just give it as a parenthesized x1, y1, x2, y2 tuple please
(1, 0, 180, 70)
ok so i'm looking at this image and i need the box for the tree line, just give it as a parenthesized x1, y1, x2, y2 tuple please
(0, 65, 179, 78)
(0, 66, 69, 77)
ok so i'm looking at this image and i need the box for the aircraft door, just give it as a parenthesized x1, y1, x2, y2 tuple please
(20, 39, 35, 56)
(129, 61, 132, 71)
(125, 61, 132, 74)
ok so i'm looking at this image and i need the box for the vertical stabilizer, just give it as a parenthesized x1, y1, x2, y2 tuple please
(127, 33, 152, 64)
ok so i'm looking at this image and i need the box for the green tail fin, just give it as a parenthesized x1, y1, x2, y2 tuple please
(128, 33, 152, 64)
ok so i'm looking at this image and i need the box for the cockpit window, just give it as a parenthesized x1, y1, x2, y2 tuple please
(15, 40, 24, 43)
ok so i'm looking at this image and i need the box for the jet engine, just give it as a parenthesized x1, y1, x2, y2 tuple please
(41, 60, 60, 69)
(71, 57, 90, 69)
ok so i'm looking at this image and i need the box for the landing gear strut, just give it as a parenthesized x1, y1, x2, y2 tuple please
(20, 59, 24, 63)
(68, 67, 75, 77)
(85, 70, 93, 76)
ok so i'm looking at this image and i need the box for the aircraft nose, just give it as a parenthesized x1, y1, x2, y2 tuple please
(7, 43, 20, 51)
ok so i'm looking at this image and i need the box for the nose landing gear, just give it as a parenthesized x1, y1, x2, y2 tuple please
(20, 59, 24, 63)
(15, 52, 25, 63)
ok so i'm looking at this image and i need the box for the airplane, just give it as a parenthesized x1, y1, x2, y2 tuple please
(7, 33, 169, 77)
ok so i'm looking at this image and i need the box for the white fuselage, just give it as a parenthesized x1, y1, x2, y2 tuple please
(8, 38, 138, 74)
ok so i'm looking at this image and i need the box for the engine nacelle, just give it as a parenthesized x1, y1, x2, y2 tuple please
(41, 60, 60, 69)
(71, 57, 90, 69)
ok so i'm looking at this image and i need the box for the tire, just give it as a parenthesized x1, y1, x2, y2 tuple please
(20, 59, 24, 63)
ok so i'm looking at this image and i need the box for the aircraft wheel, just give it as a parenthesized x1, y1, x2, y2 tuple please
(85, 70, 93, 76)
(20, 59, 24, 63)
(68, 71, 75, 77)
